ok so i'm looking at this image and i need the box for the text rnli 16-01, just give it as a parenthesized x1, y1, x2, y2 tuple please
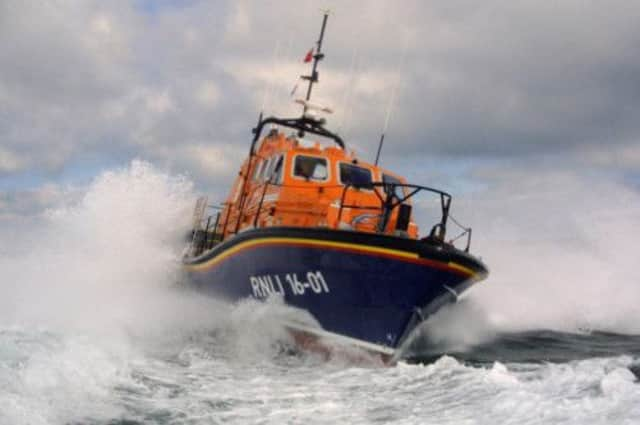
(250, 271, 330, 298)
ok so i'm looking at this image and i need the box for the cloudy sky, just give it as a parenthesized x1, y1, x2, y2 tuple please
(1, 0, 640, 218)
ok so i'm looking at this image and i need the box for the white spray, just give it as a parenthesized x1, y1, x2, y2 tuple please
(419, 167, 640, 349)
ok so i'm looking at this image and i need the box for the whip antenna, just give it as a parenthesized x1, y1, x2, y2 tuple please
(374, 35, 409, 166)
(337, 42, 359, 134)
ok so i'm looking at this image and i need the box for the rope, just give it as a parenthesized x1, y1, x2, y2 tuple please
(447, 213, 470, 231)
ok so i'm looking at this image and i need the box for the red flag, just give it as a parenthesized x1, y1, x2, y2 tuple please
(303, 48, 313, 63)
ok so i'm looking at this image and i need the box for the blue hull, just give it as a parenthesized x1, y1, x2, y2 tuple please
(183, 227, 487, 360)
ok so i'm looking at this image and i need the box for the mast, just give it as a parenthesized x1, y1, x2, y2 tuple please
(301, 11, 329, 115)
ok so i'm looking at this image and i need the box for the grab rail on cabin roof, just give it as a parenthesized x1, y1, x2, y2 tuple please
(250, 116, 345, 154)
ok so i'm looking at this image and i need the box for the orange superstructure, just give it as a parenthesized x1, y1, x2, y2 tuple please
(187, 9, 471, 257)
(215, 129, 419, 241)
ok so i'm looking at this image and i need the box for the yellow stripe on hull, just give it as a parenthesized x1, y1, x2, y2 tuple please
(184, 236, 477, 277)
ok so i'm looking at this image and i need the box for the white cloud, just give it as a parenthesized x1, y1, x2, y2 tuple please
(177, 143, 245, 180)
(580, 142, 640, 170)
(90, 15, 113, 36)
(224, 1, 251, 42)
(0, 148, 26, 173)
(0, 182, 82, 220)
(145, 90, 175, 114)
(195, 80, 220, 108)
(1, 0, 640, 192)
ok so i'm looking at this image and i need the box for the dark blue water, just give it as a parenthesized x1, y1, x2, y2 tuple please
(411, 330, 640, 366)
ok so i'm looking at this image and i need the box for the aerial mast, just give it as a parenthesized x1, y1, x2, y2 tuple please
(300, 11, 329, 116)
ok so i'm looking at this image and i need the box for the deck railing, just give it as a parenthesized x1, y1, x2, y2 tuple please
(191, 181, 473, 257)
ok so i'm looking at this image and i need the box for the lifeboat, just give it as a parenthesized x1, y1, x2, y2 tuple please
(182, 13, 488, 364)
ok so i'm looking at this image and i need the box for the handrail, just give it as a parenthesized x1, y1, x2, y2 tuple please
(337, 182, 452, 240)
(253, 181, 271, 227)
(447, 214, 472, 252)
(207, 180, 473, 253)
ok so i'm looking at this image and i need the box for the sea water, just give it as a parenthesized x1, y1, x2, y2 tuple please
(1, 161, 640, 425)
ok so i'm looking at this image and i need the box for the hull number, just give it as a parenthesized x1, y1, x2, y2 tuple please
(249, 271, 329, 298)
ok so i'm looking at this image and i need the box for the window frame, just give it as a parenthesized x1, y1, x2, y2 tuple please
(382, 172, 409, 202)
(252, 159, 266, 182)
(337, 161, 373, 190)
(258, 156, 274, 182)
(290, 153, 330, 182)
(267, 154, 284, 184)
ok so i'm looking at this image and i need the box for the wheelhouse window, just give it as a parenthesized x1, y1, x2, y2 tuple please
(293, 155, 328, 181)
(268, 155, 283, 184)
(382, 173, 405, 199)
(339, 163, 372, 188)
(259, 156, 274, 181)
(252, 160, 265, 182)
